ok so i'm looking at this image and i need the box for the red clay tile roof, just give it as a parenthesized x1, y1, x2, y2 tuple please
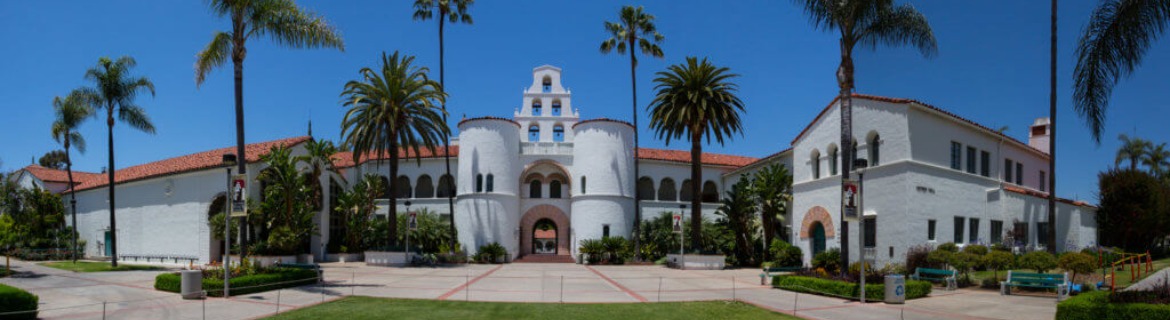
(791, 94, 1050, 159)
(572, 118, 633, 129)
(19, 165, 100, 184)
(71, 136, 311, 192)
(1002, 184, 1096, 208)
(332, 146, 460, 168)
(458, 116, 520, 127)
(637, 148, 758, 167)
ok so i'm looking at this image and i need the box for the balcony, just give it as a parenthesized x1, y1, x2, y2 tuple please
(521, 142, 573, 156)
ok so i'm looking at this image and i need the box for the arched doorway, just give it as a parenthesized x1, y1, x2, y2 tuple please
(207, 193, 227, 263)
(811, 222, 826, 256)
(532, 219, 557, 254)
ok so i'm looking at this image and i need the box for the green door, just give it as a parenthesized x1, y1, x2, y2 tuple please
(812, 222, 826, 256)
(104, 231, 113, 256)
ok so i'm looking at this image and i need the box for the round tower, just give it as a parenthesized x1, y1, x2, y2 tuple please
(456, 117, 521, 259)
(569, 119, 636, 253)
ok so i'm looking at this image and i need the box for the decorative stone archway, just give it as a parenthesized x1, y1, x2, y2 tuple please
(800, 206, 836, 239)
(520, 204, 570, 256)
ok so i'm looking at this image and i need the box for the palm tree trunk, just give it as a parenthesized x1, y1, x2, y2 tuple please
(630, 38, 642, 261)
(438, 17, 458, 252)
(106, 110, 118, 267)
(66, 140, 78, 263)
(689, 131, 702, 251)
(837, 44, 855, 277)
(388, 140, 400, 249)
(1047, 0, 1058, 254)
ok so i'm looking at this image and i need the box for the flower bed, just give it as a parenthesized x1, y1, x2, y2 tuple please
(772, 275, 932, 301)
(0, 283, 37, 320)
(1056, 291, 1170, 320)
(154, 268, 318, 297)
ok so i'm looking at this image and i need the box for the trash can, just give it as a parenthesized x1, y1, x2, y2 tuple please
(180, 270, 203, 299)
(884, 274, 905, 304)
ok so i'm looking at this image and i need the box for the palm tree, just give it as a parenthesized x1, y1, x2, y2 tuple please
(412, 0, 473, 251)
(1074, 0, 1170, 143)
(340, 51, 448, 249)
(1116, 134, 1150, 170)
(1046, 0, 1058, 255)
(601, 5, 665, 259)
(648, 57, 745, 250)
(1143, 143, 1170, 178)
(196, 0, 344, 179)
(299, 139, 342, 211)
(51, 89, 96, 263)
(752, 163, 793, 251)
(84, 56, 156, 267)
(795, 0, 937, 269)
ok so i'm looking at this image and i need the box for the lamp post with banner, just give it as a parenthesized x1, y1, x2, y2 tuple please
(677, 204, 686, 269)
(852, 158, 869, 303)
(221, 153, 237, 298)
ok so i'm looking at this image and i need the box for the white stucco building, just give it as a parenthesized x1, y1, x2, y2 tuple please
(14, 66, 1096, 267)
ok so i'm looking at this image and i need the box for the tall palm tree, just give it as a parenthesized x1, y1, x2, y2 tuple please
(600, 5, 664, 259)
(1143, 143, 1170, 178)
(340, 51, 448, 249)
(1074, 0, 1170, 143)
(795, 0, 936, 269)
(412, 0, 472, 251)
(648, 57, 745, 250)
(1116, 134, 1151, 170)
(51, 89, 96, 263)
(195, 0, 344, 180)
(1046, 0, 1058, 255)
(84, 56, 156, 267)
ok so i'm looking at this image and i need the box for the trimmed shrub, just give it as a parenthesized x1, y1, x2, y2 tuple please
(475, 242, 507, 263)
(155, 268, 318, 297)
(1019, 251, 1058, 273)
(769, 239, 803, 267)
(983, 250, 1016, 281)
(812, 248, 841, 274)
(1056, 291, 1170, 320)
(991, 243, 1012, 252)
(962, 244, 989, 256)
(936, 242, 959, 253)
(1059, 252, 1097, 283)
(905, 244, 934, 273)
(927, 249, 954, 268)
(772, 275, 931, 300)
(0, 284, 37, 320)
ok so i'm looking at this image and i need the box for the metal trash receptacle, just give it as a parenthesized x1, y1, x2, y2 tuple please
(885, 274, 906, 304)
(180, 270, 203, 299)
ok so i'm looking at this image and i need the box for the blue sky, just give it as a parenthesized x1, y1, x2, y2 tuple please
(2, 1, 1168, 203)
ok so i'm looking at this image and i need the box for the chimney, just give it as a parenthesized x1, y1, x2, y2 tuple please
(1029, 118, 1050, 154)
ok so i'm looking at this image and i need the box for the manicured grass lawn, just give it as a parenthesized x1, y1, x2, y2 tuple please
(266, 296, 801, 320)
(41, 261, 166, 272)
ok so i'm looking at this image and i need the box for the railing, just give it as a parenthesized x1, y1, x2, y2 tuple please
(520, 142, 573, 155)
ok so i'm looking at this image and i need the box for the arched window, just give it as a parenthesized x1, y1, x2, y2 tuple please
(542, 76, 552, 93)
(416, 175, 434, 198)
(870, 133, 881, 166)
(658, 178, 677, 201)
(437, 174, 455, 197)
(380, 176, 392, 198)
(810, 150, 821, 179)
(553, 125, 565, 142)
(637, 177, 655, 201)
(680, 179, 694, 201)
(532, 100, 542, 116)
(828, 145, 838, 176)
(549, 180, 562, 198)
(552, 99, 562, 116)
(529, 180, 542, 198)
(528, 125, 540, 142)
(851, 140, 859, 167)
(395, 176, 412, 199)
(475, 174, 484, 193)
(486, 174, 495, 192)
(580, 176, 587, 194)
(701, 181, 719, 203)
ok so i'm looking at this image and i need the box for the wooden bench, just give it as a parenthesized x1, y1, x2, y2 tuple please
(911, 267, 957, 290)
(1000, 271, 1069, 299)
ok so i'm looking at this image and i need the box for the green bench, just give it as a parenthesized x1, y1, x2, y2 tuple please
(760, 266, 802, 285)
(1000, 271, 1068, 299)
(911, 267, 956, 290)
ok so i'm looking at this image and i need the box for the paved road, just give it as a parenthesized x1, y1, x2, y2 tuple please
(0, 260, 1059, 320)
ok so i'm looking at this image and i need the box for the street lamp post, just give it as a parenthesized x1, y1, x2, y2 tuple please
(222, 153, 236, 298)
(679, 204, 686, 269)
(853, 158, 868, 303)
(404, 201, 412, 264)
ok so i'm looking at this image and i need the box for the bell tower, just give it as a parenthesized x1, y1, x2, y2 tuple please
(515, 65, 579, 143)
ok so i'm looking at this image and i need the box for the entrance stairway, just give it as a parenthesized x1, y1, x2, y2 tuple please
(513, 254, 575, 263)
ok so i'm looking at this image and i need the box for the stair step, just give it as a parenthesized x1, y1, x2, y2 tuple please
(514, 255, 575, 263)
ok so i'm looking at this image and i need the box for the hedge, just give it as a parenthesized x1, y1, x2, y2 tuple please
(772, 275, 931, 301)
(0, 283, 38, 320)
(1056, 291, 1170, 320)
(155, 268, 319, 297)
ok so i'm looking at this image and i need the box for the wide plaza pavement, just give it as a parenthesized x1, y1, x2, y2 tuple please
(0, 259, 1059, 319)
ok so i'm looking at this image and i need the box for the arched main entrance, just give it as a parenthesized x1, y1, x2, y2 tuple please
(520, 205, 570, 256)
(811, 222, 826, 256)
(800, 206, 836, 257)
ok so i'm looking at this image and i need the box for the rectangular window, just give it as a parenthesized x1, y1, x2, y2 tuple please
(966, 146, 977, 174)
(1016, 162, 1023, 185)
(1037, 222, 1050, 248)
(990, 220, 1003, 244)
(951, 142, 962, 170)
(980, 151, 991, 177)
(1039, 171, 1047, 192)
(829, 150, 838, 176)
(969, 218, 980, 244)
(928, 220, 936, 241)
(603, 224, 610, 238)
(954, 217, 966, 243)
(1004, 159, 1014, 182)
(864, 217, 876, 248)
(1013, 222, 1029, 246)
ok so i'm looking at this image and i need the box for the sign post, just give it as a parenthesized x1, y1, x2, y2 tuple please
(230, 175, 248, 218)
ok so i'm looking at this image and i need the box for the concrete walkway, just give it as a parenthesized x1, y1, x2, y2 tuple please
(1125, 266, 1170, 292)
(0, 260, 1059, 320)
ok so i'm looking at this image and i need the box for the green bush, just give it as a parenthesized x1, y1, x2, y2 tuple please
(0, 284, 37, 320)
(983, 250, 1016, 281)
(769, 239, 803, 267)
(812, 248, 841, 274)
(936, 242, 959, 252)
(475, 242, 507, 263)
(1059, 252, 1097, 283)
(927, 249, 954, 268)
(1019, 251, 1058, 273)
(905, 244, 934, 274)
(772, 275, 931, 300)
(154, 268, 318, 297)
(962, 244, 989, 256)
(601, 236, 631, 264)
(991, 243, 1012, 252)
(1056, 291, 1170, 320)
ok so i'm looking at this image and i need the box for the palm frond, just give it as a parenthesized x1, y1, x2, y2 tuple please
(255, 2, 345, 51)
(196, 31, 233, 86)
(118, 105, 157, 134)
(857, 3, 938, 58)
(647, 57, 746, 146)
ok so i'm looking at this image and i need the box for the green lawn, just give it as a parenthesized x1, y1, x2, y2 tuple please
(40, 261, 166, 272)
(966, 257, 1170, 289)
(265, 296, 800, 320)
